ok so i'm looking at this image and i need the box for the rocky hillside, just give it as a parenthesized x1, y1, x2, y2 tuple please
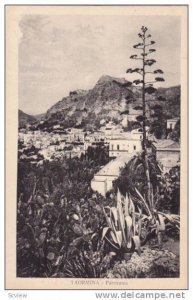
(18, 109, 37, 128)
(19, 75, 180, 130)
(44, 75, 180, 129)
(45, 75, 143, 129)
(155, 86, 180, 118)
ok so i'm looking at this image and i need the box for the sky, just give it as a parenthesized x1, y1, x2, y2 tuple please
(19, 14, 181, 115)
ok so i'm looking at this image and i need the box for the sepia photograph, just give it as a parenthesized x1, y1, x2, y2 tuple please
(5, 5, 188, 289)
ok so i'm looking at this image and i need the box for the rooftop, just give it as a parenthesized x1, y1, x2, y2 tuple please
(96, 154, 131, 176)
(167, 118, 179, 121)
(159, 157, 180, 166)
(152, 139, 180, 150)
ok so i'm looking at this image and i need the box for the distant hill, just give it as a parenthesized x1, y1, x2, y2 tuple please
(155, 86, 180, 118)
(18, 110, 37, 128)
(19, 75, 180, 131)
(44, 75, 180, 129)
(45, 75, 138, 129)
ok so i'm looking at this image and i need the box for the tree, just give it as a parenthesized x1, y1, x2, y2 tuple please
(126, 26, 165, 208)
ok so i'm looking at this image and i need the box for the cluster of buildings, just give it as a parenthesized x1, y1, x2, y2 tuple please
(91, 118, 180, 196)
(19, 115, 180, 197)
(18, 119, 144, 163)
(18, 130, 85, 163)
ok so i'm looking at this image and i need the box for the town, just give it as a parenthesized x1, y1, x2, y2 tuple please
(18, 114, 180, 197)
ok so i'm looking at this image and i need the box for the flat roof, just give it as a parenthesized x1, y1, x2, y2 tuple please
(167, 118, 179, 121)
(95, 154, 131, 177)
(152, 139, 180, 150)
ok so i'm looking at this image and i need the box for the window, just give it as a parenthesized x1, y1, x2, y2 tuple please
(170, 123, 172, 129)
(117, 145, 120, 150)
(134, 145, 136, 150)
(111, 144, 114, 150)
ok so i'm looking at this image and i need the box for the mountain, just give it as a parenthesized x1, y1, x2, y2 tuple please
(155, 86, 180, 118)
(22, 75, 180, 131)
(45, 75, 138, 129)
(18, 110, 37, 128)
(43, 75, 180, 129)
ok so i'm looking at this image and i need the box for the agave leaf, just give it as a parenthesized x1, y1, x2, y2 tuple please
(115, 231, 123, 248)
(125, 193, 129, 216)
(117, 198, 126, 243)
(137, 205, 142, 217)
(110, 230, 119, 245)
(104, 235, 119, 250)
(131, 214, 135, 236)
(102, 227, 110, 240)
(150, 183, 154, 209)
(129, 196, 136, 235)
(127, 239, 132, 249)
(125, 215, 133, 228)
(137, 215, 142, 237)
(141, 215, 151, 221)
(158, 212, 180, 228)
(129, 195, 135, 215)
(157, 231, 162, 246)
(91, 233, 98, 240)
(110, 207, 118, 228)
(157, 213, 166, 232)
(125, 215, 133, 248)
(103, 207, 113, 229)
(133, 235, 141, 256)
(117, 188, 122, 205)
(111, 216, 117, 232)
(170, 214, 180, 221)
(110, 216, 120, 245)
(105, 213, 119, 246)
(156, 220, 160, 232)
(135, 188, 152, 217)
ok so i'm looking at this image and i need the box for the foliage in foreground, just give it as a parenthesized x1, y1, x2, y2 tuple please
(102, 190, 142, 256)
(17, 145, 180, 278)
(102, 189, 180, 258)
(113, 154, 180, 214)
(106, 247, 179, 278)
(17, 147, 113, 278)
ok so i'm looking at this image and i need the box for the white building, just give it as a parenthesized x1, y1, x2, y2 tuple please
(167, 118, 179, 130)
(91, 154, 131, 196)
(109, 130, 142, 158)
(152, 139, 180, 173)
(100, 121, 123, 137)
(130, 128, 143, 140)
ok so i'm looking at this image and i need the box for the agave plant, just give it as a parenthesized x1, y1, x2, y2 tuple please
(135, 187, 180, 245)
(102, 190, 142, 256)
(63, 240, 116, 278)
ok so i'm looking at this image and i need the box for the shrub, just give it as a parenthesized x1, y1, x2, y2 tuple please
(106, 248, 179, 278)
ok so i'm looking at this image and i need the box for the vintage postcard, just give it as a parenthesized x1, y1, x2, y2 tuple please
(5, 5, 188, 289)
